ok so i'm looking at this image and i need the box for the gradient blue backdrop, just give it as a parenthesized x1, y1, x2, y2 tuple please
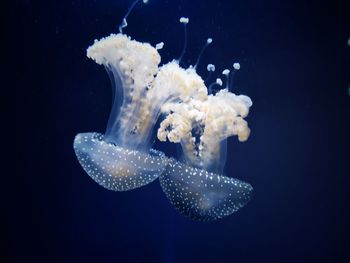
(8, 0, 350, 262)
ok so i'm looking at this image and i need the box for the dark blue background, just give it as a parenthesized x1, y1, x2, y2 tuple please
(9, 0, 349, 262)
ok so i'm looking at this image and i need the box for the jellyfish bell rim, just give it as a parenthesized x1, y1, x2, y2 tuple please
(73, 132, 168, 191)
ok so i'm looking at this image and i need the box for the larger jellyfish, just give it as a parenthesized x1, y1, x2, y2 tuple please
(74, 32, 208, 191)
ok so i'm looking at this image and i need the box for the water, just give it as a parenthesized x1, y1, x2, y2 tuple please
(9, 0, 350, 262)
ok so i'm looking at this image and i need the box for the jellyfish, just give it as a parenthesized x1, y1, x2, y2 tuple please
(73, 33, 166, 191)
(74, 31, 209, 191)
(158, 82, 254, 221)
(74, 0, 254, 221)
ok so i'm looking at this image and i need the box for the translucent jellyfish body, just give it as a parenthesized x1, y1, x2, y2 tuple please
(158, 87, 254, 221)
(74, 33, 208, 191)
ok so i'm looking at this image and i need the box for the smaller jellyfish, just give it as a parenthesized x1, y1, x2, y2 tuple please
(158, 85, 253, 221)
(74, 33, 208, 191)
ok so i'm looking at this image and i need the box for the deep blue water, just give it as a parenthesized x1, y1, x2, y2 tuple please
(9, 0, 349, 262)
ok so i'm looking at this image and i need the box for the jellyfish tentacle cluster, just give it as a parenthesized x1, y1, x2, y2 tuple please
(86, 34, 161, 150)
(73, 0, 254, 220)
(158, 89, 252, 171)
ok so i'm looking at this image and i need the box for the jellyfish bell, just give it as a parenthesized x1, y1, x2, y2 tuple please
(74, 133, 166, 191)
(160, 158, 253, 221)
